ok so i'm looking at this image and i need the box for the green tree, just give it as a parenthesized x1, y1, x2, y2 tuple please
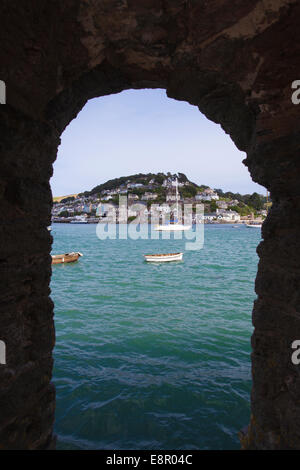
(181, 184, 197, 198)
(60, 196, 75, 204)
(210, 200, 217, 212)
(154, 174, 165, 185)
(178, 172, 188, 183)
(247, 192, 264, 211)
(58, 210, 70, 217)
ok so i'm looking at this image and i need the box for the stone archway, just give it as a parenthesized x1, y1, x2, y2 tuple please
(0, 0, 300, 449)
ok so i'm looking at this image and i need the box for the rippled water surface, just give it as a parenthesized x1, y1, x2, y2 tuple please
(51, 223, 261, 449)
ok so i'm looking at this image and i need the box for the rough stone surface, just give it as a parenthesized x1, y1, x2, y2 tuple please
(0, 0, 300, 449)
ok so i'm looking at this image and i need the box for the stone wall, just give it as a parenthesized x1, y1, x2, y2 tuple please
(0, 107, 59, 448)
(0, 0, 299, 449)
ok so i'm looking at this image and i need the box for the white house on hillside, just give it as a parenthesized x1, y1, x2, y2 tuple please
(166, 192, 178, 202)
(141, 192, 158, 201)
(216, 200, 228, 209)
(128, 193, 139, 200)
(219, 210, 240, 221)
(195, 192, 219, 202)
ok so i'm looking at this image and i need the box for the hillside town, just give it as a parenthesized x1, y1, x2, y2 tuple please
(52, 173, 268, 225)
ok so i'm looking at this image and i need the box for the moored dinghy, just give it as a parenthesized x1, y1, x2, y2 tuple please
(144, 252, 183, 262)
(246, 223, 262, 228)
(52, 252, 83, 265)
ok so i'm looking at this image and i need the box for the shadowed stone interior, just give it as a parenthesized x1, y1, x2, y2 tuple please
(0, 0, 299, 449)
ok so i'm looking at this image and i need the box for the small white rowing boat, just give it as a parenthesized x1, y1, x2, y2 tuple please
(246, 223, 262, 228)
(144, 252, 183, 262)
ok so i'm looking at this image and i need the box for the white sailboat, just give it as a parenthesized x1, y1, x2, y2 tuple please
(154, 178, 191, 231)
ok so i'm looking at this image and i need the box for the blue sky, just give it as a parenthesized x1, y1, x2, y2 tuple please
(51, 89, 265, 197)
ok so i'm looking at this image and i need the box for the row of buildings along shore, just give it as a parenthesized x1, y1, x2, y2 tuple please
(52, 176, 267, 224)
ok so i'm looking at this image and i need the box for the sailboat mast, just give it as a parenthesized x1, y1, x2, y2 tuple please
(176, 178, 179, 217)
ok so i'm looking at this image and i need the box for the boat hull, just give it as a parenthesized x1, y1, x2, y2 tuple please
(52, 252, 83, 264)
(144, 252, 183, 262)
(154, 224, 191, 231)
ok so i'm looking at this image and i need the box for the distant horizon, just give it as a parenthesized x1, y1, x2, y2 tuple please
(51, 89, 266, 197)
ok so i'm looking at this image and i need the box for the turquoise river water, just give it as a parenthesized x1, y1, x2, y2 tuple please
(51, 223, 261, 450)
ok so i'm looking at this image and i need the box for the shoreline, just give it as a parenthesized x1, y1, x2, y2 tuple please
(51, 220, 253, 225)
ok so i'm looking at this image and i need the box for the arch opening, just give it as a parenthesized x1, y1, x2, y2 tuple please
(50, 88, 264, 449)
